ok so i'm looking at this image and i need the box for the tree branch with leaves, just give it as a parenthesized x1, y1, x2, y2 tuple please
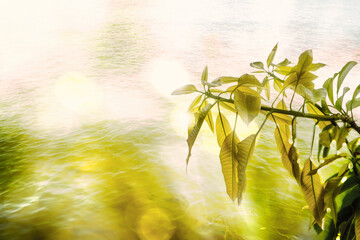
(172, 44, 360, 239)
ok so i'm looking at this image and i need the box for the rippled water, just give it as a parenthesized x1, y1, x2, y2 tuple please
(0, 0, 360, 239)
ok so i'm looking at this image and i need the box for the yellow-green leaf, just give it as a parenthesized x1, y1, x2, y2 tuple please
(210, 88, 225, 93)
(284, 72, 317, 89)
(306, 103, 332, 130)
(277, 58, 291, 66)
(274, 126, 300, 182)
(234, 87, 261, 125)
(273, 79, 283, 93)
(337, 61, 357, 94)
(297, 85, 326, 103)
(335, 87, 350, 111)
(267, 43, 278, 68)
(323, 176, 341, 225)
(201, 66, 208, 84)
(216, 113, 231, 147)
(300, 158, 325, 228)
(250, 61, 264, 69)
(308, 63, 326, 72)
(346, 98, 360, 112)
(348, 137, 360, 153)
(186, 103, 214, 165)
(323, 75, 336, 105)
(269, 100, 293, 126)
(274, 66, 293, 75)
(319, 130, 331, 147)
(188, 95, 202, 112)
(295, 50, 313, 75)
(205, 108, 214, 133)
(336, 125, 348, 150)
(215, 76, 239, 84)
(238, 74, 262, 88)
(219, 101, 237, 113)
(172, 84, 198, 95)
(237, 134, 256, 203)
(264, 80, 270, 100)
(220, 132, 240, 201)
(308, 154, 347, 175)
(203, 100, 214, 133)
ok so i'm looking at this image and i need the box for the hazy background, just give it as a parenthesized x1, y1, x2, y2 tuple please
(0, 0, 359, 239)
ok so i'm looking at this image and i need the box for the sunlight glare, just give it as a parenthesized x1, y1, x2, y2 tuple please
(147, 58, 190, 97)
(54, 73, 103, 114)
(36, 73, 103, 130)
(171, 102, 192, 136)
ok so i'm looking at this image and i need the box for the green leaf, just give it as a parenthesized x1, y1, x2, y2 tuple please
(353, 84, 360, 100)
(216, 113, 231, 147)
(295, 50, 313, 75)
(237, 134, 256, 204)
(269, 100, 293, 126)
(205, 106, 214, 133)
(274, 125, 300, 182)
(298, 85, 326, 103)
(250, 61, 264, 69)
(323, 74, 337, 105)
(308, 63, 326, 72)
(262, 77, 270, 100)
(273, 79, 283, 93)
(274, 66, 293, 75)
(336, 125, 348, 150)
(186, 103, 214, 165)
(220, 132, 240, 201)
(346, 97, 360, 112)
(323, 146, 330, 158)
(335, 87, 350, 111)
(319, 129, 331, 147)
(209, 88, 225, 93)
(234, 87, 261, 125)
(219, 102, 237, 113)
(317, 141, 323, 163)
(308, 154, 347, 175)
(306, 103, 332, 130)
(213, 76, 239, 85)
(172, 84, 198, 95)
(337, 61, 357, 94)
(292, 117, 297, 142)
(347, 137, 360, 153)
(201, 66, 208, 86)
(300, 158, 325, 228)
(321, 99, 332, 115)
(284, 71, 317, 89)
(238, 74, 262, 88)
(277, 58, 291, 66)
(323, 176, 342, 225)
(267, 43, 278, 68)
(188, 95, 202, 112)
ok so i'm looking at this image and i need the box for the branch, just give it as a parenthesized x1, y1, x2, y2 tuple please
(205, 91, 360, 135)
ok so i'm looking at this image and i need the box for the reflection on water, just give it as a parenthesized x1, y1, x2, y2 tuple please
(0, 0, 360, 239)
(0, 122, 206, 239)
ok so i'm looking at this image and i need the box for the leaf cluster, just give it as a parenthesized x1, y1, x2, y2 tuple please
(172, 44, 360, 239)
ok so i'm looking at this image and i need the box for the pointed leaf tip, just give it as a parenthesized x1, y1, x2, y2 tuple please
(237, 134, 257, 203)
(267, 43, 278, 68)
(186, 103, 214, 165)
(172, 84, 198, 95)
(337, 61, 357, 94)
(300, 158, 325, 228)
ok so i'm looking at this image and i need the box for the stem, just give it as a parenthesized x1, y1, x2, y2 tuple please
(205, 91, 360, 135)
